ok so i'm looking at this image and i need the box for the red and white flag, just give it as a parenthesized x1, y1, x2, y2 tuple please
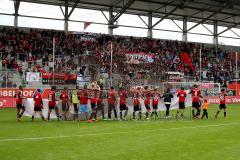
(84, 21, 91, 30)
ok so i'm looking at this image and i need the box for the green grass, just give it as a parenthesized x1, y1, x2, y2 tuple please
(0, 104, 240, 160)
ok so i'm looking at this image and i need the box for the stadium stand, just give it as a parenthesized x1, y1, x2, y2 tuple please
(0, 26, 239, 88)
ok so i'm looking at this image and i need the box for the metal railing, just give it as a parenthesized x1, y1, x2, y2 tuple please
(0, 70, 24, 88)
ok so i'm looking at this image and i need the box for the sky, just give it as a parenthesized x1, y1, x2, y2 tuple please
(0, 0, 240, 47)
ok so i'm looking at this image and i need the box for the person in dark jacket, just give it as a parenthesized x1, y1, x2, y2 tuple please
(162, 88, 174, 117)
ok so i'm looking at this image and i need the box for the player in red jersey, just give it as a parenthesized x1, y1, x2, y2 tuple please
(32, 89, 46, 121)
(60, 87, 69, 120)
(47, 86, 60, 121)
(89, 88, 98, 120)
(15, 86, 25, 121)
(143, 86, 152, 120)
(151, 89, 160, 118)
(79, 85, 89, 120)
(108, 86, 117, 120)
(119, 87, 128, 120)
(88, 90, 104, 122)
(215, 88, 227, 118)
(176, 87, 187, 118)
(133, 88, 141, 120)
(189, 84, 202, 118)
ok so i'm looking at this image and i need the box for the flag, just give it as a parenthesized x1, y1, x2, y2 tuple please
(84, 21, 91, 30)
(180, 52, 194, 70)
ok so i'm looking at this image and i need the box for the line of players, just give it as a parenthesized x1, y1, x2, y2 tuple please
(15, 84, 228, 122)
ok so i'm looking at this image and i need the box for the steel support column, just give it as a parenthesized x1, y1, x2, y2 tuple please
(147, 12, 153, 38)
(213, 21, 218, 47)
(64, 0, 69, 33)
(108, 7, 114, 35)
(14, 0, 20, 28)
(182, 17, 187, 42)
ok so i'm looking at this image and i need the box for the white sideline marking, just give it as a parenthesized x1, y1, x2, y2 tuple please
(0, 122, 239, 142)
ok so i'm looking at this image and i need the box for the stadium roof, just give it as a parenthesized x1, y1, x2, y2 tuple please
(20, 0, 240, 29)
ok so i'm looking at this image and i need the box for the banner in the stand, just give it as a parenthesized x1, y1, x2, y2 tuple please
(42, 73, 77, 84)
(26, 72, 41, 83)
(126, 52, 155, 64)
(166, 72, 184, 81)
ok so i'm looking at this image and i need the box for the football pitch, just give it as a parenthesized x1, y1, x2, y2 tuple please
(0, 104, 240, 160)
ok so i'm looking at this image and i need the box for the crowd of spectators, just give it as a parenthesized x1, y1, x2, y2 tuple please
(0, 26, 239, 87)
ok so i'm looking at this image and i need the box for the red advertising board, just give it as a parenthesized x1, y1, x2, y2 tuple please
(1, 88, 240, 108)
(0, 97, 16, 108)
(0, 88, 52, 108)
(207, 96, 240, 104)
(228, 82, 240, 96)
(0, 89, 35, 98)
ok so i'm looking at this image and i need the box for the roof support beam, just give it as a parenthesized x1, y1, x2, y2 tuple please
(14, 0, 21, 27)
(138, 15, 148, 27)
(19, 0, 240, 28)
(202, 24, 213, 34)
(60, 5, 65, 17)
(67, 0, 80, 19)
(220, 15, 234, 21)
(218, 23, 240, 36)
(152, 0, 175, 12)
(137, 0, 240, 17)
(187, 5, 227, 32)
(152, 6, 178, 28)
(109, 0, 135, 24)
(101, 10, 109, 22)
(230, 29, 240, 38)
(171, 19, 183, 31)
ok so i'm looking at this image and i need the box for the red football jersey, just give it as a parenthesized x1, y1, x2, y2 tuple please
(90, 90, 97, 104)
(96, 90, 103, 104)
(80, 90, 88, 104)
(96, 97, 102, 104)
(133, 97, 140, 106)
(108, 90, 116, 105)
(48, 91, 56, 106)
(34, 92, 42, 107)
(190, 88, 201, 102)
(60, 91, 69, 104)
(219, 93, 227, 104)
(177, 90, 187, 103)
(152, 96, 159, 105)
(143, 91, 151, 105)
(16, 90, 23, 104)
(119, 90, 127, 105)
